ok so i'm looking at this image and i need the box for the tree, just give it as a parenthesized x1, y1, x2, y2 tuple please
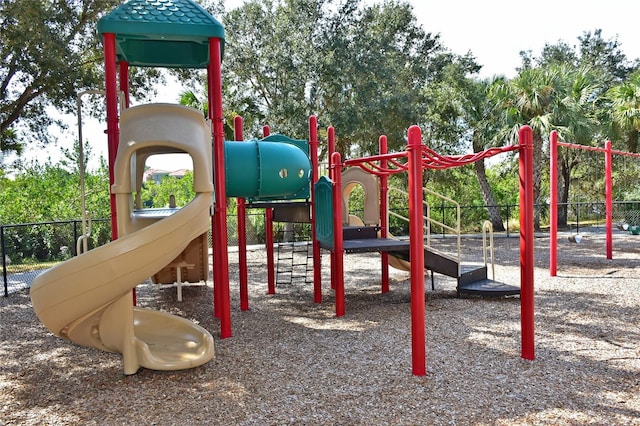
(520, 32, 635, 228)
(222, 0, 325, 139)
(139, 172, 195, 208)
(551, 65, 603, 227)
(222, 0, 446, 159)
(607, 71, 640, 153)
(422, 59, 509, 231)
(491, 66, 561, 230)
(317, 0, 444, 157)
(0, 143, 110, 225)
(0, 0, 171, 164)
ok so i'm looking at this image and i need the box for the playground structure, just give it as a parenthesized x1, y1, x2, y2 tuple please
(29, 0, 538, 377)
(314, 131, 519, 299)
(549, 130, 640, 276)
(30, 1, 310, 375)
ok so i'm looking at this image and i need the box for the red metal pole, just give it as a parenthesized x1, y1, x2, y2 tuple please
(549, 131, 558, 277)
(209, 38, 231, 338)
(235, 116, 250, 310)
(117, 61, 133, 304)
(103, 33, 119, 241)
(265, 208, 275, 294)
(327, 126, 336, 178)
(118, 62, 130, 108)
(605, 140, 613, 259)
(379, 135, 390, 293)
(331, 152, 345, 316)
(327, 126, 336, 290)
(407, 125, 426, 376)
(519, 126, 535, 360)
(309, 116, 322, 303)
(262, 125, 276, 295)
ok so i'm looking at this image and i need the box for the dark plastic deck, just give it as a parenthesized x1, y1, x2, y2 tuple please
(322, 230, 520, 298)
(458, 279, 521, 297)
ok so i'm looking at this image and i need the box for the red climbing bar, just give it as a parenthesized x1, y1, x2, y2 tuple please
(118, 61, 130, 108)
(103, 32, 119, 241)
(262, 125, 276, 295)
(328, 126, 337, 291)
(235, 116, 249, 311)
(407, 125, 426, 376)
(518, 126, 535, 360)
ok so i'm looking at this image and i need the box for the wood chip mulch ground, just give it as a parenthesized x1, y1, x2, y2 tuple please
(1, 228, 639, 425)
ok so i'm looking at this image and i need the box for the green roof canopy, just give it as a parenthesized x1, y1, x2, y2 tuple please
(97, 0, 225, 68)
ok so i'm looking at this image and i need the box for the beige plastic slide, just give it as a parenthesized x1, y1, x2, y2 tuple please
(30, 194, 214, 375)
(30, 103, 215, 375)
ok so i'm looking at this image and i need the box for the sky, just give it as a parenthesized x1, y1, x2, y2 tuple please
(31, 0, 640, 171)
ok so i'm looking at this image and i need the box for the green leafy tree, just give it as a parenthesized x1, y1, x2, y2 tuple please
(0, 143, 110, 261)
(519, 31, 635, 227)
(223, 0, 325, 139)
(491, 66, 565, 230)
(423, 60, 508, 231)
(0, 0, 180, 165)
(139, 172, 196, 208)
(607, 70, 640, 153)
(317, 0, 444, 157)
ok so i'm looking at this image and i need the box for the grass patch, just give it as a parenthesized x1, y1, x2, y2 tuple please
(5, 261, 60, 274)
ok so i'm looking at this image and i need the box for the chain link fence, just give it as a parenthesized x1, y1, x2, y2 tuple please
(4, 201, 639, 296)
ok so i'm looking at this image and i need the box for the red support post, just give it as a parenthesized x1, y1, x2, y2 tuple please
(549, 131, 558, 277)
(235, 116, 249, 311)
(266, 208, 275, 294)
(605, 140, 613, 260)
(103, 33, 119, 242)
(308, 116, 322, 303)
(208, 37, 231, 338)
(407, 125, 426, 376)
(327, 126, 337, 291)
(117, 61, 134, 304)
(518, 126, 535, 360)
(379, 135, 390, 293)
(331, 152, 345, 317)
(118, 62, 130, 108)
(262, 126, 276, 295)
(327, 126, 336, 178)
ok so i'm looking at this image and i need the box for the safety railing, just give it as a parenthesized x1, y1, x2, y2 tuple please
(388, 187, 462, 275)
(482, 220, 495, 280)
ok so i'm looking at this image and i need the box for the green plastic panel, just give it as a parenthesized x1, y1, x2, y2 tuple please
(97, 0, 225, 68)
(314, 176, 334, 250)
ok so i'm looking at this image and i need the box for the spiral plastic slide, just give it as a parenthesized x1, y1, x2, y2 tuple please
(30, 193, 215, 375)
(30, 104, 216, 375)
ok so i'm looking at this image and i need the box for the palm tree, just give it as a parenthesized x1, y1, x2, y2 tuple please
(179, 89, 208, 117)
(491, 67, 560, 230)
(492, 64, 606, 230)
(551, 65, 602, 227)
(607, 70, 640, 153)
